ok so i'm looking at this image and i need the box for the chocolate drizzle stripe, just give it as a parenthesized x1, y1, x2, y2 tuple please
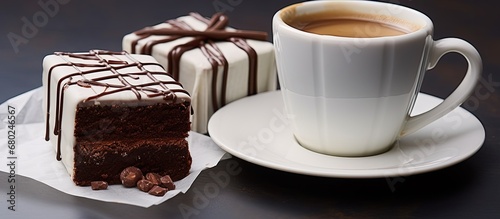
(93, 51, 143, 100)
(130, 12, 266, 111)
(135, 29, 267, 41)
(191, 12, 260, 97)
(199, 41, 229, 109)
(85, 81, 187, 100)
(44, 50, 190, 161)
(200, 43, 220, 110)
(230, 38, 258, 95)
(56, 88, 65, 160)
(45, 63, 75, 141)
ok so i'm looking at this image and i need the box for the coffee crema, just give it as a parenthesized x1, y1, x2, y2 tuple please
(298, 18, 409, 38)
(283, 8, 414, 38)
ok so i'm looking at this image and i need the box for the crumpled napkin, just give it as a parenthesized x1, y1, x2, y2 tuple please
(0, 88, 227, 207)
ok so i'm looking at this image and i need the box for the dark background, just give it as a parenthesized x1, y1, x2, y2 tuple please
(1, 0, 499, 218)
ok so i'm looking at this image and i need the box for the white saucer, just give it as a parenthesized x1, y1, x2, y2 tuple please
(208, 91, 485, 178)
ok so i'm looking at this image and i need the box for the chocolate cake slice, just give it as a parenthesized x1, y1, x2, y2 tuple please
(42, 50, 192, 186)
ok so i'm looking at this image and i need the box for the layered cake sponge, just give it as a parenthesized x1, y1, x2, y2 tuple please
(123, 12, 277, 133)
(43, 50, 192, 186)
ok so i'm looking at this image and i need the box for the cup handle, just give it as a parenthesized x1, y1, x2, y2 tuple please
(400, 38, 482, 136)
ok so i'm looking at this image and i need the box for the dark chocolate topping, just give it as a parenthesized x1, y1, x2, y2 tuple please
(130, 12, 267, 111)
(44, 50, 191, 161)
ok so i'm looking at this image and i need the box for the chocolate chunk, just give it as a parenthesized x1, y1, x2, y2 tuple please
(137, 179, 155, 192)
(160, 175, 175, 190)
(120, 166, 143, 188)
(91, 181, 108, 190)
(145, 173, 162, 186)
(148, 185, 168, 196)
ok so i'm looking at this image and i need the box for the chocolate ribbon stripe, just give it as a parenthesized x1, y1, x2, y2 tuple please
(131, 12, 267, 111)
(134, 29, 267, 41)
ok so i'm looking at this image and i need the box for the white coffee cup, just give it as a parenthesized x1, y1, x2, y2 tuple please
(272, 1, 482, 156)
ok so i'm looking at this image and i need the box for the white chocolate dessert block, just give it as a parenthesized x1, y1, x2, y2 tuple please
(42, 50, 191, 181)
(123, 13, 277, 133)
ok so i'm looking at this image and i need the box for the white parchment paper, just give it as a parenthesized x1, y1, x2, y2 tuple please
(0, 88, 227, 207)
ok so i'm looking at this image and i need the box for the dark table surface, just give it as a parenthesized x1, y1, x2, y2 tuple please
(1, 0, 499, 218)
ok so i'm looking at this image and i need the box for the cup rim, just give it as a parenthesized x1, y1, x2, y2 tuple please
(273, 0, 434, 41)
